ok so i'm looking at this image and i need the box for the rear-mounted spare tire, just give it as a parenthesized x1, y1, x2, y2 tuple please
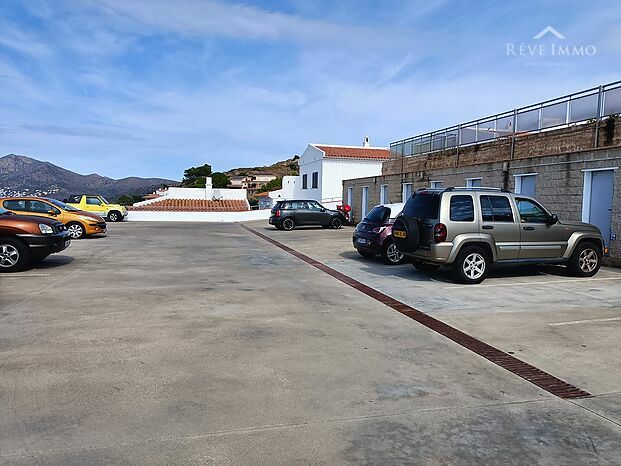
(392, 216, 419, 253)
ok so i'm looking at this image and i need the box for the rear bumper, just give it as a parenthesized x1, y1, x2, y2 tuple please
(18, 232, 72, 253)
(352, 232, 382, 253)
(401, 242, 453, 264)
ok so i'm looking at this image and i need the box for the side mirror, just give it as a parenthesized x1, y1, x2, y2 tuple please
(549, 214, 559, 225)
(320, 208, 326, 212)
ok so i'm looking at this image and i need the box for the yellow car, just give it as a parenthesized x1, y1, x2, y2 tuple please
(65, 194, 128, 222)
(1, 197, 107, 239)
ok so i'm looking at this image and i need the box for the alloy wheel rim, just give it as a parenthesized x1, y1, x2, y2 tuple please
(110, 213, 118, 221)
(332, 219, 341, 228)
(578, 249, 598, 273)
(387, 243, 403, 263)
(463, 252, 485, 280)
(0, 244, 19, 267)
(283, 219, 294, 230)
(68, 224, 83, 238)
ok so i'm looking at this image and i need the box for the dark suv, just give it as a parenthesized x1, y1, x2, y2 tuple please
(0, 207, 71, 272)
(392, 187, 604, 284)
(269, 200, 347, 231)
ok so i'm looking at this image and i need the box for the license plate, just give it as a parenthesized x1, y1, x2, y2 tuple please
(356, 238, 367, 245)
(393, 230, 406, 238)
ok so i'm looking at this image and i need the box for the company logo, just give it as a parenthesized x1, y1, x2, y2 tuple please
(506, 26, 597, 62)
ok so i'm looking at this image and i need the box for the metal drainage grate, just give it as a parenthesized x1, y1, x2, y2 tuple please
(242, 225, 592, 400)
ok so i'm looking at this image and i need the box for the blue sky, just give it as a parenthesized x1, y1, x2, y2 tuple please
(0, 0, 619, 180)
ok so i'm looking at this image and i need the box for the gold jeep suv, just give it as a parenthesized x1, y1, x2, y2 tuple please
(1, 197, 107, 239)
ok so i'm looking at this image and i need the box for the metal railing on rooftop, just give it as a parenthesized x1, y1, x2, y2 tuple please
(390, 80, 621, 158)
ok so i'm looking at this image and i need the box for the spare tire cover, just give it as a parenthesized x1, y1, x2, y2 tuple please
(392, 216, 420, 253)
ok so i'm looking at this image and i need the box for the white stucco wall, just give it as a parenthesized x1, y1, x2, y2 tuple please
(128, 209, 270, 222)
(133, 185, 247, 207)
(320, 158, 383, 204)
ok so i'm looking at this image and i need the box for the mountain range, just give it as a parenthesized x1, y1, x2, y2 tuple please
(0, 154, 178, 201)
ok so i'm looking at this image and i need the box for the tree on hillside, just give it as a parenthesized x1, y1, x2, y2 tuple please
(116, 194, 145, 206)
(182, 163, 212, 186)
(262, 177, 282, 192)
(211, 172, 229, 188)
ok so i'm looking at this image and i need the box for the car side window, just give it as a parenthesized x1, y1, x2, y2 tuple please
(86, 197, 102, 205)
(449, 195, 474, 222)
(517, 198, 549, 223)
(27, 200, 53, 214)
(480, 195, 514, 222)
(67, 195, 81, 203)
(291, 201, 305, 210)
(3, 199, 26, 211)
(309, 202, 323, 211)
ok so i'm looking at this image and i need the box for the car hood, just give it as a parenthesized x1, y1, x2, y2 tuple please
(559, 220, 599, 230)
(74, 210, 105, 221)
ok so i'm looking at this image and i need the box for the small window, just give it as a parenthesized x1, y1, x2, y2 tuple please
(466, 178, 482, 188)
(311, 172, 318, 189)
(449, 195, 474, 222)
(430, 181, 443, 189)
(516, 198, 549, 223)
(3, 199, 26, 211)
(515, 174, 537, 197)
(402, 183, 412, 202)
(86, 197, 102, 205)
(302, 174, 308, 190)
(480, 196, 514, 222)
(380, 185, 388, 204)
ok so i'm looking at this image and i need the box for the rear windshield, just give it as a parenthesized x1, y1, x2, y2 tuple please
(401, 191, 441, 219)
(364, 206, 389, 223)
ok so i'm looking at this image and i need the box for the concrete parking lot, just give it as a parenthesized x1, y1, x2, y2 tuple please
(1, 221, 620, 465)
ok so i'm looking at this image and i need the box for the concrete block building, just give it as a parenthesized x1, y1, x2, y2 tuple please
(343, 81, 621, 265)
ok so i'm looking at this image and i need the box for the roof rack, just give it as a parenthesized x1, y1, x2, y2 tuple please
(444, 187, 513, 193)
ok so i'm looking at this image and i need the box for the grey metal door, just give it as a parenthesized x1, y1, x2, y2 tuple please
(590, 170, 614, 248)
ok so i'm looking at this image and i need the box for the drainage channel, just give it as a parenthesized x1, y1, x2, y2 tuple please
(241, 224, 592, 400)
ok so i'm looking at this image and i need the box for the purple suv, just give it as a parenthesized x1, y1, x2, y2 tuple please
(352, 203, 407, 265)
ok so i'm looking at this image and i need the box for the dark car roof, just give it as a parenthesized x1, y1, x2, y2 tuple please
(275, 199, 321, 203)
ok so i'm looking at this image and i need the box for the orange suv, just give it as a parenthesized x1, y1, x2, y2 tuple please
(1, 197, 106, 239)
(0, 206, 71, 272)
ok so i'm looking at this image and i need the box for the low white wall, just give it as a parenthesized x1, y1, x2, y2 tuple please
(128, 209, 271, 222)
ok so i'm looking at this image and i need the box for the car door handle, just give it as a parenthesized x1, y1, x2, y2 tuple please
(523, 226, 535, 231)
(482, 225, 494, 230)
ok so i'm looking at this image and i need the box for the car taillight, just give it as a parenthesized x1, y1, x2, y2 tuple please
(275, 209, 281, 217)
(434, 223, 447, 243)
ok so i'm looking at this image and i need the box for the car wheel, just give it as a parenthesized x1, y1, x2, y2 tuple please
(412, 260, 441, 273)
(568, 242, 601, 277)
(330, 217, 343, 229)
(108, 211, 122, 222)
(452, 246, 489, 284)
(382, 240, 406, 265)
(357, 248, 375, 258)
(0, 238, 29, 272)
(67, 222, 86, 239)
(282, 218, 295, 231)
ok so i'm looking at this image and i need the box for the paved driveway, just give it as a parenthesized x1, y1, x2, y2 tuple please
(0, 221, 620, 464)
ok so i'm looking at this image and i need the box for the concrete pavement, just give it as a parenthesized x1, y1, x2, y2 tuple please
(0, 221, 620, 464)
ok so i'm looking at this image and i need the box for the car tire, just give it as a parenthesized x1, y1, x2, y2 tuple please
(67, 222, 86, 239)
(330, 217, 343, 229)
(108, 211, 123, 222)
(382, 240, 406, 265)
(412, 260, 441, 273)
(0, 238, 30, 272)
(568, 241, 602, 277)
(452, 246, 489, 284)
(391, 216, 420, 253)
(282, 218, 295, 231)
(357, 249, 375, 258)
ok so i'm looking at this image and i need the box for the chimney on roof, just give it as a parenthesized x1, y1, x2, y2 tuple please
(363, 136, 370, 148)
